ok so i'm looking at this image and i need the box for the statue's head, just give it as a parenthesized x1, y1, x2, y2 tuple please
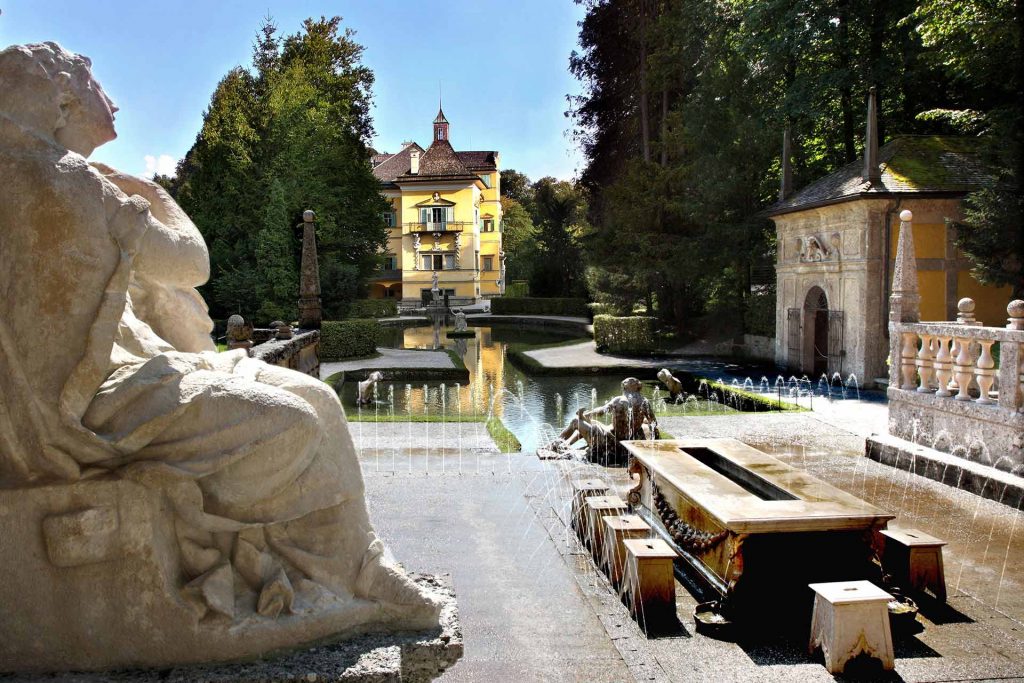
(0, 42, 117, 156)
(369, 371, 384, 382)
(621, 377, 642, 394)
(656, 369, 670, 383)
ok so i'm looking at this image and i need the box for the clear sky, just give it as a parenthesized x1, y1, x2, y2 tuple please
(0, 0, 585, 181)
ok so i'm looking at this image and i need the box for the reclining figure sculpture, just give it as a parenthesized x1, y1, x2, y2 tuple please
(543, 378, 660, 465)
(0, 43, 439, 672)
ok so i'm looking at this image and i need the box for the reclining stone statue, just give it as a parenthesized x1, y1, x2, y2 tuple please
(543, 378, 660, 465)
(357, 371, 385, 405)
(0, 42, 439, 672)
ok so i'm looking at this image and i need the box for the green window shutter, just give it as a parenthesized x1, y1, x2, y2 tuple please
(420, 208, 429, 224)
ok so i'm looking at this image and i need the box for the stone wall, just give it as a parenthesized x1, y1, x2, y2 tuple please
(251, 329, 320, 377)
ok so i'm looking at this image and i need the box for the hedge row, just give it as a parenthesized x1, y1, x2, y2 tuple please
(587, 302, 621, 318)
(346, 299, 397, 319)
(491, 297, 589, 317)
(594, 315, 657, 354)
(321, 319, 380, 360)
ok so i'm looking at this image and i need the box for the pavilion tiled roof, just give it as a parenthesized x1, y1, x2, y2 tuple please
(767, 135, 993, 216)
(371, 142, 423, 183)
(456, 151, 498, 171)
(399, 138, 479, 180)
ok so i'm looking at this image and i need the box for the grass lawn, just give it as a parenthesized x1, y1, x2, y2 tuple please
(486, 416, 522, 453)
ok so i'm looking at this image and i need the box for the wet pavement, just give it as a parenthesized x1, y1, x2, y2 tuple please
(359, 419, 1024, 682)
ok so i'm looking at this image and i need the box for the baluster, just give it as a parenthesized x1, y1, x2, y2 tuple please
(900, 332, 919, 390)
(916, 333, 936, 392)
(947, 338, 960, 393)
(953, 336, 974, 401)
(933, 335, 953, 397)
(975, 340, 996, 404)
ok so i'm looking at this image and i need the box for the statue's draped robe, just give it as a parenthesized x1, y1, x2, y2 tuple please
(0, 119, 386, 609)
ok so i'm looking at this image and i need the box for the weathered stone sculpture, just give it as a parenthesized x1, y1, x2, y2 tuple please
(453, 309, 468, 332)
(656, 368, 683, 402)
(225, 313, 253, 351)
(0, 43, 440, 673)
(357, 371, 384, 405)
(543, 378, 659, 465)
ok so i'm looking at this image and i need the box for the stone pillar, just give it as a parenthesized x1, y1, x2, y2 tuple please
(888, 210, 919, 387)
(298, 209, 322, 330)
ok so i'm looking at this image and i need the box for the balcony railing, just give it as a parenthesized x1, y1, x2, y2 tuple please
(370, 269, 402, 281)
(403, 221, 470, 234)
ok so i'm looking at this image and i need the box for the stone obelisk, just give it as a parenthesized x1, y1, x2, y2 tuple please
(298, 209, 322, 329)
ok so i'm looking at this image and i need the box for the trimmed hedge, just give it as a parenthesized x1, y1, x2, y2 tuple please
(587, 302, 621, 318)
(321, 319, 380, 359)
(504, 281, 529, 298)
(491, 297, 589, 317)
(594, 315, 657, 354)
(346, 299, 397, 319)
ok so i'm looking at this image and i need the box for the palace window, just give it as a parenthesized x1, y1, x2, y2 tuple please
(383, 254, 398, 270)
(482, 256, 494, 271)
(421, 253, 457, 270)
(381, 210, 396, 227)
(482, 219, 494, 233)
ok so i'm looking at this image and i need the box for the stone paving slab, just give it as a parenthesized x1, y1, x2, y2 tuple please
(350, 422, 498, 456)
(358, 420, 1024, 682)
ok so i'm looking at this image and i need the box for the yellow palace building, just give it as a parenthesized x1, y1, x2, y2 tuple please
(370, 108, 503, 309)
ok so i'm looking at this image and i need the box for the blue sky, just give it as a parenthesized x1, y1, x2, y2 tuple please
(0, 0, 586, 181)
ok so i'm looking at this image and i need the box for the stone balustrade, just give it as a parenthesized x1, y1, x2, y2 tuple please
(887, 299, 1024, 470)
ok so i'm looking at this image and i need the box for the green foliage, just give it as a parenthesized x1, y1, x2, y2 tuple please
(320, 318, 380, 359)
(570, 0, 1024, 329)
(503, 281, 529, 298)
(587, 302, 621, 318)
(174, 17, 388, 321)
(346, 299, 398, 319)
(593, 315, 657, 354)
(499, 197, 537, 281)
(744, 289, 776, 337)
(486, 417, 522, 453)
(491, 297, 589, 316)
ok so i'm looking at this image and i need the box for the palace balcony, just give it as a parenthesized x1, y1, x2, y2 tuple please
(403, 221, 470, 234)
(370, 269, 402, 281)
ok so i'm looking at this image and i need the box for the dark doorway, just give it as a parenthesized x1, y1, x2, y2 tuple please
(803, 287, 829, 376)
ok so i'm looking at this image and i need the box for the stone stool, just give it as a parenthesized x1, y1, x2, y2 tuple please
(621, 538, 677, 629)
(571, 479, 608, 542)
(880, 528, 947, 601)
(808, 580, 894, 675)
(602, 514, 651, 585)
(585, 495, 628, 561)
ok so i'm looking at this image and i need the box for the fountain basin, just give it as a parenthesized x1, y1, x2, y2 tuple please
(623, 438, 894, 628)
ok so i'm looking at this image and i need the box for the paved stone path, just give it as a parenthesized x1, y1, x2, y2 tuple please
(358, 416, 1024, 682)
(524, 340, 679, 369)
(321, 347, 456, 379)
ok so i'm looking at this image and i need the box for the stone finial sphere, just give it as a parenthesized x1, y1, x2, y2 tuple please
(958, 297, 976, 313)
(899, 209, 913, 222)
(1008, 300, 1024, 318)
(302, 209, 315, 223)
(227, 314, 244, 325)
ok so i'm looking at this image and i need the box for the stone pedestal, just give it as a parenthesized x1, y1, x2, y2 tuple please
(808, 580, 894, 675)
(584, 495, 627, 561)
(621, 538, 677, 630)
(880, 528, 947, 601)
(602, 514, 651, 585)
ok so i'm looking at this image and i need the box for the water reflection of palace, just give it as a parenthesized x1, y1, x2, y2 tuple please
(399, 326, 506, 417)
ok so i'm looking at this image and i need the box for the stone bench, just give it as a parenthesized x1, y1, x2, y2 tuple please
(880, 527, 947, 601)
(808, 580, 894, 675)
(621, 538, 677, 630)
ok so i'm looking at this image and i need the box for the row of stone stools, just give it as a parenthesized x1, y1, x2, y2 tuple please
(572, 478, 678, 630)
(809, 527, 947, 675)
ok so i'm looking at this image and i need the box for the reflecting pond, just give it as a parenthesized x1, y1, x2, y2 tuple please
(336, 324, 734, 453)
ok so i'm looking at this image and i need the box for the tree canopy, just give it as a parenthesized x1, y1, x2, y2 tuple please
(172, 17, 389, 322)
(570, 0, 1024, 327)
